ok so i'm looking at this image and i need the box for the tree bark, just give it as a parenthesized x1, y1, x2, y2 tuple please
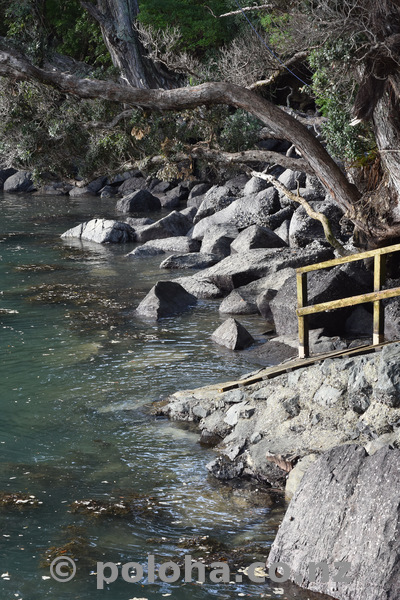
(80, 0, 178, 88)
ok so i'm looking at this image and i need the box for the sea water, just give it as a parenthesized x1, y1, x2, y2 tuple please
(0, 193, 325, 600)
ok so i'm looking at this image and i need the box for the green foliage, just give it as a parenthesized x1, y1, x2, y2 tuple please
(219, 110, 262, 152)
(309, 43, 375, 163)
(138, 0, 237, 54)
(0, 0, 111, 68)
(0, 79, 134, 177)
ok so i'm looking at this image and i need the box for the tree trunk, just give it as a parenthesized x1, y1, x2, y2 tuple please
(80, 0, 178, 89)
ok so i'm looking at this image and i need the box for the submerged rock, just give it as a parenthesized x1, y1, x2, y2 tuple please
(135, 281, 197, 320)
(61, 219, 135, 244)
(211, 318, 255, 350)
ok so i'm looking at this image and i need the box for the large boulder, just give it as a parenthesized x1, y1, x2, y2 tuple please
(270, 263, 373, 336)
(289, 201, 344, 247)
(135, 211, 193, 243)
(219, 291, 258, 315)
(118, 175, 146, 195)
(116, 190, 161, 213)
(200, 224, 239, 258)
(193, 243, 334, 293)
(61, 219, 135, 244)
(242, 175, 270, 196)
(4, 170, 36, 193)
(188, 182, 212, 201)
(268, 444, 400, 600)
(135, 281, 197, 320)
(230, 224, 287, 253)
(277, 168, 306, 190)
(191, 188, 280, 239)
(211, 318, 255, 350)
(193, 185, 236, 223)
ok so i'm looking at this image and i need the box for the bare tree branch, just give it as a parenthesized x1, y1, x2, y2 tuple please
(145, 147, 313, 173)
(0, 43, 363, 224)
(218, 4, 272, 18)
(248, 51, 309, 90)
(252, 170, 349, 256)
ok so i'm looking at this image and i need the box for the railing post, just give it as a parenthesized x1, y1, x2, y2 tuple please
(373, 253, 386, 345)
(297, 271, 309, 358)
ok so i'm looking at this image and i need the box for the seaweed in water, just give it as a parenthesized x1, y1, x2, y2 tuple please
(0, 492, 40, 508)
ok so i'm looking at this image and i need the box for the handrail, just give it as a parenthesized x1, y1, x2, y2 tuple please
(296, 243, 400, 358)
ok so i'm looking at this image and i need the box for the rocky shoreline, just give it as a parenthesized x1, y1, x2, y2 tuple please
(4, 160, 400, 599)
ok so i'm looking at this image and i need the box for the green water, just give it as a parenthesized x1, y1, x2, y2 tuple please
(0, 194, 318, 600)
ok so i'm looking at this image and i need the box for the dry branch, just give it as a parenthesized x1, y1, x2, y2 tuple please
(251, 170, 349, 256)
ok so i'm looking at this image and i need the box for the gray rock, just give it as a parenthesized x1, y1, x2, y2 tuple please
(61, 219, 135, 244)
(125, 217, 154, 228)
(211, 317, 255, 350)
(268, 445, 400, 600)
(173, 276, 222, 299)
(160, 253, 220, 270)
(206, 456, 244, 480)
(118, 176, 147, 195)
(384, 297, 400, 341)
(219, 291, 258, 315)
(87, 175, 108, 194)
(289, 201, 344, 247)
(201, 243, 333, 293)
(179, 206, 197, 221)
(242, 176, 270, 196)
(374, 344, 400, 407)
(256, 288, 278, 319)
(187, 195, 206, 209)
(191, 188, 280, 239)
(116, 190, 161, 213)
(200, 224, 238, 258)
(230, 224, 287, 254)
(135, 211, 192, 243)
(224, 174, 250, 194)
(193, 185, 236, 223)
(0, 168, 17, 189)
(285, 454, 318, 500)
(344, 306, 372, 336)
(278, 168, 306, 190)
(270, 263, 371, 336)
(135, 281, 197, 320)
(158, 184, 189, 208)
(128, 245, 165, 257)
(268, 207, 294, 230)
(129, 236, 200, 256)
(69, 185, 97, 197)
(100, 185, 118, 198)
(4, 170, 36, 193)
(188, 182, 212, 200)
(151, 181, 172, 194)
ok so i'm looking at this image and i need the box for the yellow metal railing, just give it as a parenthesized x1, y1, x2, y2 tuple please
(296, 243, 400, 358)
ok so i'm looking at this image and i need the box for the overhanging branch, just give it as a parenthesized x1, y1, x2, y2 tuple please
(0, 43, 361, 221)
